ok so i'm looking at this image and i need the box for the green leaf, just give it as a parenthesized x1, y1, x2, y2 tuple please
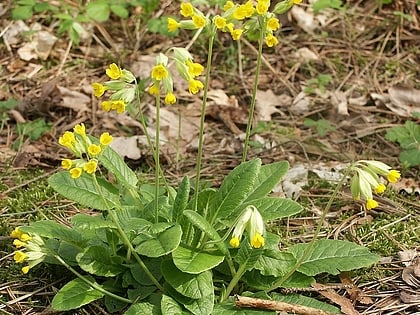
(400, 149, 420, 167)
(271, 293, 341, 314)
(209, 159, 261, 223)
(243, 270, 278, 290)
(385, 121, 420, 167)
(312, 0, 343, 14)
(303, 118, 336, 137)
(130, 259, 162, 286)
(173, 176, 190, 222)
(248, 197, 303, 221)
(173, 245, 224, 274)
(48, 171, 119, 210)
(99, 145, 138, 188)
(282, 271, 315, 288)
(254, 250, 296, 277)
(246, 161, 289, 201)
(12, 6, 34, 20)
(135, 223, 182, 257)
(234, 242, 263, 271)
(76, 245, 124, 277)
(161, 294, 189, 315)
(164, 284, 214, 315)
(21, 220, 82, 244)
(288, 239, 380, 276)
(183, 210, 227, 254)
(72, 213, 116, 231)
(124, 301, 161, 315)
(162, 259, 213, 299)
(86, 0, 110, 22)
(52, 277, 104, 311)
(110, 4, 129, 18)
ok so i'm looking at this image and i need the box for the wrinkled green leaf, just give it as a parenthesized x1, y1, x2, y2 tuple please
(209, 159, 261, 223)
(161, 294, 188, 315)
(173, 246, 224, 274)
(234, 242, 263, 271)
(162, 259, 213, 299)
(124, 301, 161, 315)
(245, 197, 302, 222)
(289, 239, 380, 276)
(99, 146, 138, 188)
(76, 245, 124, 277)
(165, 284, 213, 315)
(173, 176, 190, 223)
(48, 171, 119, 210)
(135, 223, 182, 257)
(254, 250, 296, 277)
(246, 161, 289, 201)
(52, 277, 104, 311)
(130, 259, 162, 286)
(20, 220, 82, 244)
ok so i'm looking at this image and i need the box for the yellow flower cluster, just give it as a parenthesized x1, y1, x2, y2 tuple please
(92, 63, 136, 114)
(148, 49, 205, 101)
(229, 206, 265, 249)
(58, 123, 113, 179)
(167, 2, 208, 33)
(350, 160, 401, 210)
(11, 228, 45, 274)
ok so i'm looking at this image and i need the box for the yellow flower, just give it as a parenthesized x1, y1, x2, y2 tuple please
(256, 0, 269, 14)
(101, 101, 112, 112)
(180, 2, 194, 17)
(374, 183, 386, 194)
(168, 17, 180, 32)
(251, 233, 265, 248)
(187, 61, 204, 77)
(10, 227, 23, 239)
(188, 79, 204, 94)
(226, 22, 234, 33)
(293, 0, 302, 3)
(387, 170, 400, 183)
(231, 28, 243, 40)
(192, 15, 206, 28)
(14, 251, 27, 263)
(111, 100, 126, 114)
(69, 167, 83, 179)
(106, 63, 122, 80)
(88, 144, 101, 156)
(148, 84, 160, 96)
(92, 83, 106, 98)
(20, 234, 32, 242)
(223, 1, 235, 11)
(58, 131, 76, 148)
(84, 160, 98, 174)
(234, 1, 255, 19)
(214, 16, 227, 29)
(267, 17, 280, 31)
(100, 132, 113, 146)
(164, 92, 177, 105)
(13, 239, 26, 248)
(22, 266, 30, 274)
(366, 198, 378, 210)
(73, 123, 86, 137)
(229, 237, 240, 248)
(265, 33, 279, 47)
(151, 64, 168, 81)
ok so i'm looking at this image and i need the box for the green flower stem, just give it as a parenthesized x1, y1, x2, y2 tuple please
(154, 94, 161, 223)
(133, 81, 170, 193)
(53, 254, 132, 304)
(241, 16, 266, 163)
(186, 26, 217, 243)
(266, 166, 353, 292)
(192, 26, 216, 212)
(221, 259, 248, 302)
(91, 175, 164, 292)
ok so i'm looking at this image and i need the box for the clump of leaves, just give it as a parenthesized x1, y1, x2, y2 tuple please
(304, 74, 332, 95)
(304, 118, 336, 137)
(385, 120, 420, 167)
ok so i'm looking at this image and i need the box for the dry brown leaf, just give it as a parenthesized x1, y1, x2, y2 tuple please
(312, 283, 359, 315)
(294, 47, 319, 62)
(291, 6, 318, 33)
(57, 86, 90, 114)
(291, 91, 310, 115)
(387, 85, 420, 117)
(109, 136, 142, 160)
(339, 273, 373, 305)
(255, 89, 289, 121)
(392, 177, 420, 196)
(331, 91, 349, 116)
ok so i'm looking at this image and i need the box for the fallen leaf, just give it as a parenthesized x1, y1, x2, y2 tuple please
(340, 273, 373, 305)
(312, 283, 359, 315)
(279, 164, 308, 198)
(388, 85, 420, 117)
(109, 136, 142, 160)
(291, 91, 310, 115)
(255, 89, 289, 121)
(294, 47, 319, 62)
(291, 6, 318, 33)
(57, 86, 90, 114)
(331, 91, 349, 116)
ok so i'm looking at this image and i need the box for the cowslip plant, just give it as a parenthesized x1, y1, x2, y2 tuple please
(9, 1, 402, 314)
